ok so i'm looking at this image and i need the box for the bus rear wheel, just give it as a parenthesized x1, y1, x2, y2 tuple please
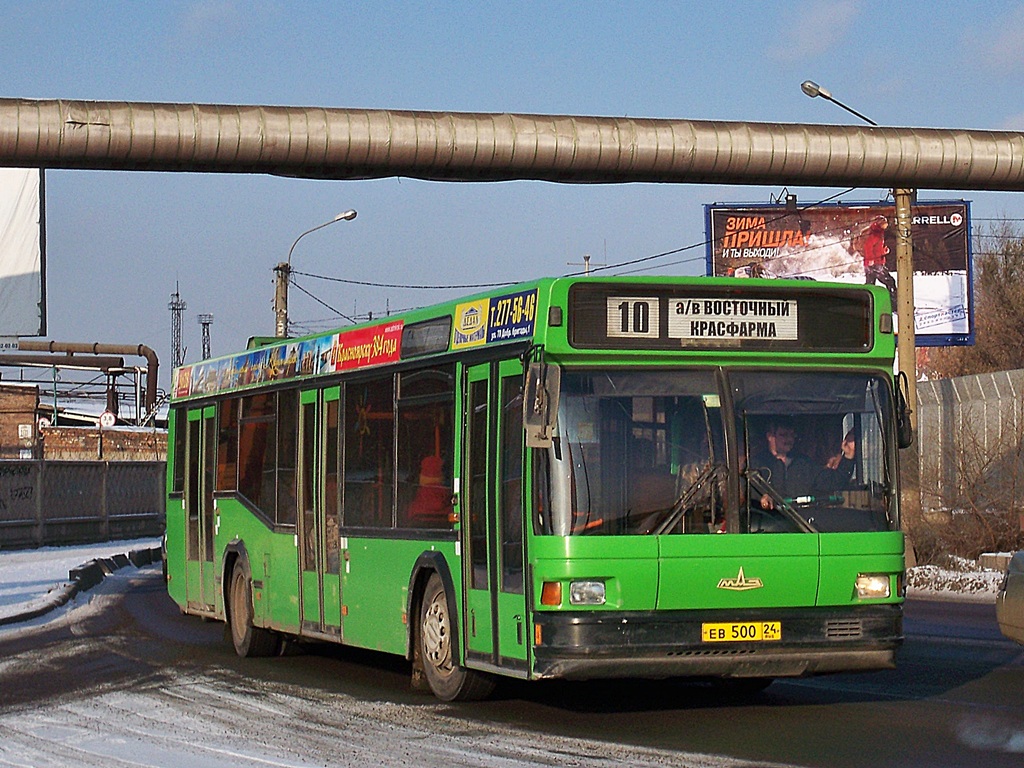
(228, 559, 280, 658)
(419, 573, 494, 701)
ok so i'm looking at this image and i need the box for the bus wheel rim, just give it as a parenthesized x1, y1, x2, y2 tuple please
(423, 593, 452, 673)
(230, 570, 246, 643)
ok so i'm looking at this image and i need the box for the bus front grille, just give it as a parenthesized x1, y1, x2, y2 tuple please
(825, 619, 864, 639)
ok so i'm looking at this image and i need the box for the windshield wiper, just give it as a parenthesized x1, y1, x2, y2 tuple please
(651, 463, 724, 536)
(745, 469, 818, 533)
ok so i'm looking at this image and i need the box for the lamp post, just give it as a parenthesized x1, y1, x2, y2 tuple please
(800, 81, 879, 127)
(274, 209, 357, 338)
(801, 81, 917, 432)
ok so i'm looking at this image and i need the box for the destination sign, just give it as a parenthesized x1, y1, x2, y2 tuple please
(569, 283, 873, 352)
(668, 298, 798, 341)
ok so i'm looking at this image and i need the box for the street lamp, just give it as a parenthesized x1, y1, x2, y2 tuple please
(800, 81, 879, 126)
(274, 209, 357, 338)
(801, 81, 917, 432)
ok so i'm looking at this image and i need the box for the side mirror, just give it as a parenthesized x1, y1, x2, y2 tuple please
(895, 371, 914, 449)
(524, 361, 560, 448)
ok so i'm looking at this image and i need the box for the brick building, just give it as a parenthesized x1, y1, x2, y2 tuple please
(0, 383, 167, 461)
(0, 382, 42, 459)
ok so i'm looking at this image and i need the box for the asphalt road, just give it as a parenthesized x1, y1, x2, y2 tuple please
(0, 566, 1021, 768)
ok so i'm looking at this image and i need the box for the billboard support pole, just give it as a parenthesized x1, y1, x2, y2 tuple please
(894, 188, 917, 431)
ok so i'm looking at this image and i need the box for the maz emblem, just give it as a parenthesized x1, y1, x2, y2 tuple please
(717, 567, 764, 591)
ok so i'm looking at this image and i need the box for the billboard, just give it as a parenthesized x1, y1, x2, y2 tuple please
(0, 168, 45, 336)
(705, 200, 972, 346)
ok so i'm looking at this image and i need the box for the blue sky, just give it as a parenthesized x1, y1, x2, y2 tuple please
(3, 1, 1024, 380)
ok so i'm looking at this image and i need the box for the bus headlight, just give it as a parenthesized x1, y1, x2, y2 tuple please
(855, 573, 891, 600)
(569, 580, 606, 605)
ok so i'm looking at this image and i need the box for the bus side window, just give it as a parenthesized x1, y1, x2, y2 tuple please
(217, 398, 239, 491)
(238, 392, 276, 519)
(276, 390, 299, 527)
(397, 365, 455, 529)
(171, 407, 186, 494)
(343, 374, 395, 528)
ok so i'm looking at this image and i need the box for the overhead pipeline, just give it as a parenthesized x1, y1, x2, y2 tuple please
(0, 98, 1021, 190)
(17, 340, 159, 413)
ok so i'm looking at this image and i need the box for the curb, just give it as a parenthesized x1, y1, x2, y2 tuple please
(0, 545, 162, 627)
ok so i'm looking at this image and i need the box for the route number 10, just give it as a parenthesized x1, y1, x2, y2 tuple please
(606, 296, 660, 339)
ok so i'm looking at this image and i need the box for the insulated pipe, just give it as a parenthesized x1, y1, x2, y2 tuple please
(17, 341, 159, 413)
(0, 98, 1022, 190)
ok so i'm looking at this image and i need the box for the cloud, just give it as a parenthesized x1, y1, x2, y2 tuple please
(769, 0, 862, 62)
(177, 1, 249, 45)
(967, 7, 1024, 73)
(997, 113, 1024, 131)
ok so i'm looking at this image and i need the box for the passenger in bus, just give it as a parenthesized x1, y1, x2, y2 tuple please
(408, 454, 452, 524)
(825, 430, 857, 484)
(751, 418, 855, 509)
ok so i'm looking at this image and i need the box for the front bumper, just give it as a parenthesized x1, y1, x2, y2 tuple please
(532, 604, 902, 680)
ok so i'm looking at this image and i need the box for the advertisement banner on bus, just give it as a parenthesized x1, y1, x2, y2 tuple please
(452, 288, 538, 349)
(704, 200, 972, 346)
(173, 320, 404, 399)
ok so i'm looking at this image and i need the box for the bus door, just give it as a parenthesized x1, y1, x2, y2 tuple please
(463, 360, 529, 673)
(184, 406, 217, 612)
(298, 388, 342, 636)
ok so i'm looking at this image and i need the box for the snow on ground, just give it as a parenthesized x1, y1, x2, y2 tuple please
(906, 555, 1006, 602)
(0, 538, 160, 612)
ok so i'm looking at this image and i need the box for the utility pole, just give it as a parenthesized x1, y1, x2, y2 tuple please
(197, 313, 214, 360)
(169, 283, 187, 367)
(567, 253, 607, 274)
(802, 80, 921, 549)
(893, 189, 917, 429)
(273, 262, 290, 338)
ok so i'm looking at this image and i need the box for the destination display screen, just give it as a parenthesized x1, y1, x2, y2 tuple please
(569, 284, 874, 351)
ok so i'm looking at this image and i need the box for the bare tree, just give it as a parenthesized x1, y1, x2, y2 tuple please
(921, 220, 1024, 379)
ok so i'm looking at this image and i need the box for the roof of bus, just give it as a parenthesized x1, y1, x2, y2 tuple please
(170, 275, 892, 403)
(240, 274, 891, 347)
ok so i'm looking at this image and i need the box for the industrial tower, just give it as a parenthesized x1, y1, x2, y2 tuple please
(169, 284, 187, 368)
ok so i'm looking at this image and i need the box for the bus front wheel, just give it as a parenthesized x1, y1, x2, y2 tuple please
(419, 573, 494, 701)
(228, 559, 280, 658)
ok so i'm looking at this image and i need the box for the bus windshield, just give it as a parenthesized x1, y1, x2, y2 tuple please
(534, 369, 897, 536)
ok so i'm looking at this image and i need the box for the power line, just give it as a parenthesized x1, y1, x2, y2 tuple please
(289, 279, 359, 325)
(292, 270, 512, 290)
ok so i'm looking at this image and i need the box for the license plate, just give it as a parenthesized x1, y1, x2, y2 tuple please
(701, 621, 782, 642)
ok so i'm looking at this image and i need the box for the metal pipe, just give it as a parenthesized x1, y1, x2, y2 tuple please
(16, 341, 159, 412)
(0, 353, 125, 369)
(0, 98, 1023, 190)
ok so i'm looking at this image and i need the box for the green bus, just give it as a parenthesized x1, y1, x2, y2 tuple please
(165, 276, 909, 701)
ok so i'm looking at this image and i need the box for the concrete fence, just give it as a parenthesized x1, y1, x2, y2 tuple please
(0, 460, 165, 549)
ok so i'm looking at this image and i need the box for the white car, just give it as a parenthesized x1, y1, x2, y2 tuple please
(996, 551, 1024, 644)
